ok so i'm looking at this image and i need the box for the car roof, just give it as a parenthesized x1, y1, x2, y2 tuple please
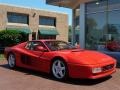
(30, 39, 62, 42)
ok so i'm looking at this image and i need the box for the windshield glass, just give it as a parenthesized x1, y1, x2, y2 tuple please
(45, 41, 77, 51)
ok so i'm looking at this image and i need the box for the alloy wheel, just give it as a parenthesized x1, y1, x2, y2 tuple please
(52, 59, 67, 79)
(8, 54, 16, 68)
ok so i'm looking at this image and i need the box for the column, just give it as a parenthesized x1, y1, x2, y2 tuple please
(79, 3, 85, 49)
(72, 9, 75, 45)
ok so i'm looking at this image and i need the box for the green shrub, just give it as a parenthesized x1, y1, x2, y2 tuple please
(0, 30, 28, 47)
(0, 54, 4, 60)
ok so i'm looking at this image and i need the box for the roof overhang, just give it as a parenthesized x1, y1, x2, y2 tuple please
(46, 0, 95, 9)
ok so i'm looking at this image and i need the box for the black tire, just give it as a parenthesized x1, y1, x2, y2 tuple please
(51, 59, 68, 80)
(7, 53, 16, 69)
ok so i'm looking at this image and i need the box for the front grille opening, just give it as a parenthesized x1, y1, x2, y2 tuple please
(102, 64, 114, 72)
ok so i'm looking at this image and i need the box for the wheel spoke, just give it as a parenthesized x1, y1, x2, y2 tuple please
(10, 55, 12, 60)
(61, 67, 65, 70)
(54, 66, 59, 74)
(57, 61, 61, 67)
(59, 71, 64, 77)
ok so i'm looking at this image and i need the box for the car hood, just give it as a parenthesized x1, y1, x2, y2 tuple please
(58, 49, 116, 65)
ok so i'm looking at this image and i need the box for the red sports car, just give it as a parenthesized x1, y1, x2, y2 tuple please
(106, 41, 120, 51)
(4, 40, 116, 80)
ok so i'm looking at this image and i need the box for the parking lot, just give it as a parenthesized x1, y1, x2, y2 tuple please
(0, 60, 120, 90)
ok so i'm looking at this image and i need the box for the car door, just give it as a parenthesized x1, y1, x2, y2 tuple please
(21, 41, 49, 71)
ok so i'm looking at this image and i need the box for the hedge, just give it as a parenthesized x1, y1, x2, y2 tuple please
(0, 30, 28, 47)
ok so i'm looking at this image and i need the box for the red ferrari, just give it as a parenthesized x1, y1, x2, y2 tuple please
(106, 40, 120, 51)
(4, 40, 116, 80)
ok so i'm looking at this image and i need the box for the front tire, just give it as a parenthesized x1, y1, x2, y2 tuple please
(8, 53, 16, 69)
(51, 59, 68, 80)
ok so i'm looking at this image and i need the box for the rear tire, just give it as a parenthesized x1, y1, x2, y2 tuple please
(51, 59, 68, 80)
(8, 53, 16, 69)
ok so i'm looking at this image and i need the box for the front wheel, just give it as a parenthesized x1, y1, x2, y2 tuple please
(8, 53, 16, 69)
(51, 59, 68, 80)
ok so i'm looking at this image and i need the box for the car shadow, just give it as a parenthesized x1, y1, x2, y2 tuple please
(0, 64, 112, 86)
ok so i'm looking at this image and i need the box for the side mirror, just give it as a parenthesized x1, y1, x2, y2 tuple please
(35, 46, 47, 52)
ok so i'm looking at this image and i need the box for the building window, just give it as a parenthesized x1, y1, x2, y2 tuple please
(108, 0, 120, 10)
(39, 16, 56, 26)
(86, 0, 107, 14)
(85, 0, 120, 51)
(85, 0, 107, 50)
(86, 12, 107, 50)
(7, 12, 29, 24)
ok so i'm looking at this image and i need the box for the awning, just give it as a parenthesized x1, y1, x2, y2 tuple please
(6, 28, 31, 34)
(39, 28, 59, 35)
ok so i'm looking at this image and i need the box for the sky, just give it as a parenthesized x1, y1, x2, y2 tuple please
(0, 0, 72, 25)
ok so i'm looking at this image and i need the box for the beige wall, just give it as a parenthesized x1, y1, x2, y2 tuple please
(0, 4, 68, 41)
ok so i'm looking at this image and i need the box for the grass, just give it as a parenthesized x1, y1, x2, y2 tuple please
(0, 54, 4, 60)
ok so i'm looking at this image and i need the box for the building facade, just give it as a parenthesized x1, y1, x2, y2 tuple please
(0, 4, 68, 41)
(47, 0, 120, 52)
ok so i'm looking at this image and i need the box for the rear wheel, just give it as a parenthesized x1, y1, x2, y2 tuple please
(8, 53, 16, 69)
(51, 59, 68, 80)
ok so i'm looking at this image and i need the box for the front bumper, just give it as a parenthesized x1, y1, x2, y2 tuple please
(68, 62, 116, 79)
(88, 69, 116, 79)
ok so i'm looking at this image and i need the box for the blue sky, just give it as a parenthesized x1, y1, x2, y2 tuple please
(0, 0, 72, 25)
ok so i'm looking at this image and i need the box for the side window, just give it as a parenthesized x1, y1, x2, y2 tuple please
(25, 41, 46, 51)
(25, 42, 32, 50)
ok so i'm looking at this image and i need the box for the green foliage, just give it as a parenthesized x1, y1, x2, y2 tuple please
(68, 26, 72, 42)
(0, 30, 28, 47)
(69, 26, 72, 33)
(0, 54, 4, 60)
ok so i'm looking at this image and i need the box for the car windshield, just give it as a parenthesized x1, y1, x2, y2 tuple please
(45, 41, 77, 51)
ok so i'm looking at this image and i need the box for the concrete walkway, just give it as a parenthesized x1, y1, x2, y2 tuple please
(0, 60, 120, 90)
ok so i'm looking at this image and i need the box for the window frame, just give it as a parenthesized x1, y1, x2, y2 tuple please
(39, 16, 56, 26)
(7, 12, 29, 24)
(25, 41, 48, 51)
